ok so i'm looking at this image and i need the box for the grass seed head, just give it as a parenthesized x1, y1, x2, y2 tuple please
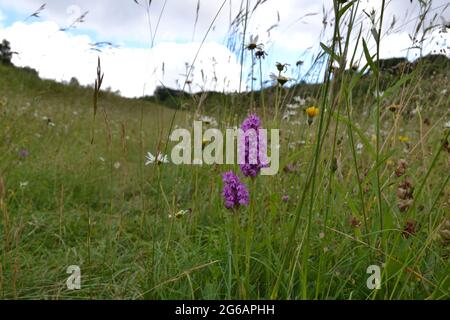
(403, 220, 417, 238)
(395, 159, 408, 177)
(275, 62, 289, 72)
(397, 179, 414, 200)
(397, 199, 414, 212)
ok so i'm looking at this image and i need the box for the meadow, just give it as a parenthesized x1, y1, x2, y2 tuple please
(0, 0, 449, 300)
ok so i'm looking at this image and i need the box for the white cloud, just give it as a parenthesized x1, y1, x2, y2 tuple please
(0, 0, 243, 44)
(0, 21, 242, 97)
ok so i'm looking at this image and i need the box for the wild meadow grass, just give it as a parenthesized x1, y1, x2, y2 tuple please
(0, 0, 449, 299)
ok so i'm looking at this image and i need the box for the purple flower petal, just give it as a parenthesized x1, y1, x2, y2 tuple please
(222, 171, 249, 209)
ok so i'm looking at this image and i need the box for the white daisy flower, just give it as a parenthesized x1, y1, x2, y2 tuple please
(145, 152, 169, 165)
(198, 115, 218, 126)
(246, 35, 260, 50)
(269, 73, 290, 86)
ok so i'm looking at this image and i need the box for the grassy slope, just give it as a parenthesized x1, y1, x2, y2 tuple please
(0, 63, 449, 299)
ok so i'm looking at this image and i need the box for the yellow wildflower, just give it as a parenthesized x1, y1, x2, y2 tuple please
(306, 106, 320, 118)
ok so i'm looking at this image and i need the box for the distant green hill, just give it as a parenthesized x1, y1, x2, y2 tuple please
(140, 54, 450, 114)
(1, 53, 449, 118)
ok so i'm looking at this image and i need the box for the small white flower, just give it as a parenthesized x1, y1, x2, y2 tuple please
(20, 181, 29, 188)
(356, 142, 364, 152)
(269, 73, 290, 85)
(198, 115, 218, 126)
(114, 162, 121, 169)
(373, 90, 384, 98)
(411, 107, 421, 115)
(283, 110, 297, 120)
(145, 152, 169, 165)
(293, 96, 306, 106)
(246, 35, 259, 50)
(444, 120, 450, 129)
(286, 103, 301, 110)
(288, 140, 306, 149)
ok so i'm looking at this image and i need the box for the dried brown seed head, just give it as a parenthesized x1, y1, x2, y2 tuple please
(403, 220, 417, 238)
(350, 216, 361, 228)
(398, 199, 414, 212)
(397, 179, 414, 200)
(395, 159, 408, 177)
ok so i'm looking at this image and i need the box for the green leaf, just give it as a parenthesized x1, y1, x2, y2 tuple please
(320, 42, 340, 63)
(349, 64, 368, 90)
(338, 0, 356, 19)
(382, 71, 415, 98)
(362, 38, 378, 76)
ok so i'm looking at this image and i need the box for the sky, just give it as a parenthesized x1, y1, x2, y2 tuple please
(0, 0, 449, 97)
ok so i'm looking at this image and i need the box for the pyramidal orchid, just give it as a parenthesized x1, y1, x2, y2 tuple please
(239, 114, 268, 177)
(222, 171, 249, 209)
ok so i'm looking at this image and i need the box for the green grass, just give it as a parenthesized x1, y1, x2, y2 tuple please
(0, 59, 448, 299)
(0, 0, 450, 299)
